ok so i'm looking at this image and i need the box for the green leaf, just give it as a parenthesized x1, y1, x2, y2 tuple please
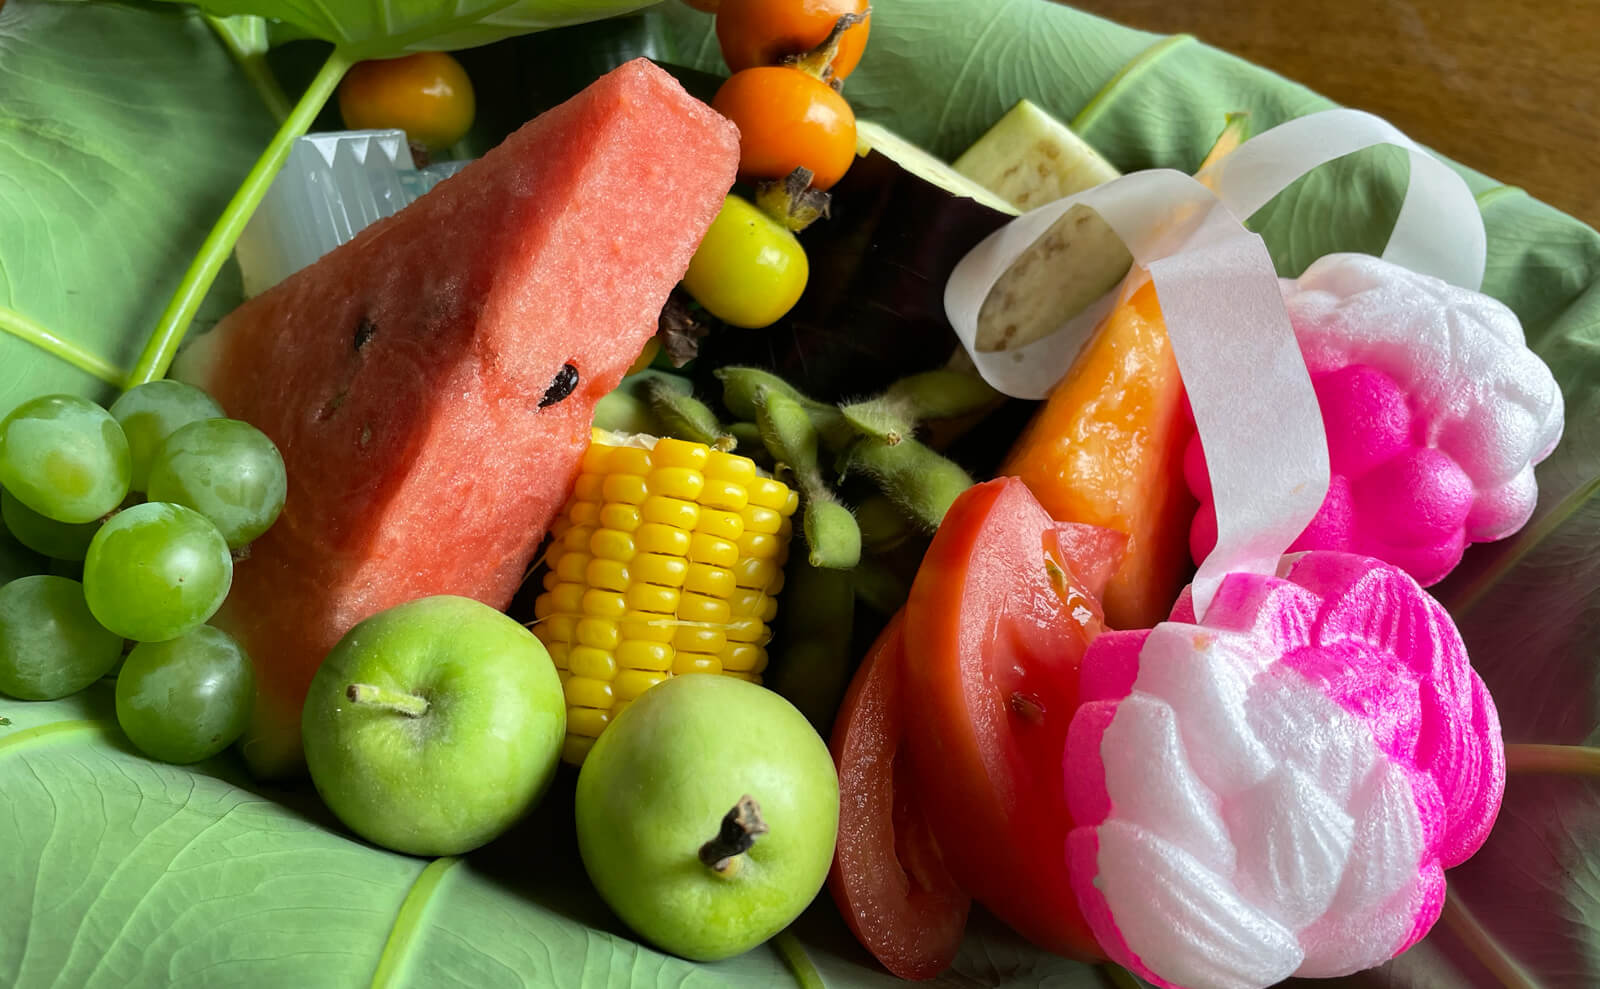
(151, 0, 663, 58)
(0, 0, 274, 406)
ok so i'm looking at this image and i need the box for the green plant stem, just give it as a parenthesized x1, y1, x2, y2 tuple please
(127, 46, 352, 388)
(0, 305, 124, 386)
(205, 16, 293, 124)
(772, 930, 825, 989)
(1504, 742, 1600, 776)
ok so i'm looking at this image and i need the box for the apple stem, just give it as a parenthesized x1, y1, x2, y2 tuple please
(698, 795, 768, 877)
(346, 683, 430, 718)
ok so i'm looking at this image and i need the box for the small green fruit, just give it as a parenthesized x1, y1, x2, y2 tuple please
(575, 675, 839, 960)
(302, 595, 565, 856)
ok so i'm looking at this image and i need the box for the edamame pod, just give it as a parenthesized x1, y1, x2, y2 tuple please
(644, 378, 735, 451)
(759, 393, 861, 569)
(765, 556, 856, 732)
(841, 437, 974, 531)
(839, 369, 999, 446)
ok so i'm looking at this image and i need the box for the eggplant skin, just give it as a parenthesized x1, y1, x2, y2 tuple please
(694, 150, 1012, 403)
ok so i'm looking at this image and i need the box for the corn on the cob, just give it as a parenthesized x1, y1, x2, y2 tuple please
(533, 435, 799, 764)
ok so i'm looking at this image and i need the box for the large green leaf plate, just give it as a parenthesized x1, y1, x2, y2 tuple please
(2, 0, 1597, 985)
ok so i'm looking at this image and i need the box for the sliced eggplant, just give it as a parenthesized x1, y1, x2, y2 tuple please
(954, 99, 1133, 353)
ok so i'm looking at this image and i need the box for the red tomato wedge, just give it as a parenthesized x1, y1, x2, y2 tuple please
(901, 477, 1126, 959)
(829, 613, 970, 980)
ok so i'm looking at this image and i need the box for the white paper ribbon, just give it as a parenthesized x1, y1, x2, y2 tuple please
(943, 110, 1485, 619)
(1194, 108, 1484, 290)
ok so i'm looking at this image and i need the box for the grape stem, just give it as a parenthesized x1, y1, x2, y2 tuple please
(127, 46, 354, 388)
(346, 683, 430, 718)
(698, 794, 768, 877)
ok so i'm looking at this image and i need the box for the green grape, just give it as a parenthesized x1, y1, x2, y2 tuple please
(0, 394, 131, 523)
(0, 575, 124, 700)
(146, 418, 286, 549)
(116, 625, 254, 764)
(83, 502, 232, 642)
(2, 488, 102, 560)
(108, 380, 225, 492)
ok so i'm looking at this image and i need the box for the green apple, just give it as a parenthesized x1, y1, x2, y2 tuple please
(301, 595, 565, 856)
(575, 674, 839, 960)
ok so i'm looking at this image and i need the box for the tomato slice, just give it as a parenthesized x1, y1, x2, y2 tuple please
(901, 477, 1126, 959)
(829, 613, 970, 980)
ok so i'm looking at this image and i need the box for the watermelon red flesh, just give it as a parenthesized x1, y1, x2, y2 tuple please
(175, 59, 739, 776)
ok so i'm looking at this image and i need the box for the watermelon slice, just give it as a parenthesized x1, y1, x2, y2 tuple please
(175, 59, 739, 777)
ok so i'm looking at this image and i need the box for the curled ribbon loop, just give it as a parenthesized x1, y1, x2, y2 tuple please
(1194, 108, 1485, 290)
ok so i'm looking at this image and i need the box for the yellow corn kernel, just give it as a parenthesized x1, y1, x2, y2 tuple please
(568, 646, 619, 681)
(572, 473, 604, 502)
(679, 592, 731, 625)
(563, 525, 596, 552)
(564, 676, 613, 709)
(620, 611, 675, 643)
(722, 642, 767, 674)
(541, 570, 561, 592)
(567, 706, 610, 739)
(725, 617, 768, 644)
(689, 533, 739, 568)
(633, 552, 689, 587)
(740, 505, 784, 535)
(782, 489, 800, 516)
(615, 669, 668, 701)
(581, 444, 612, 474)
(541, 614, 577, 644)
(636, 523, 690, 557)
(568, 501, 600, 527)
(556, 551, 592, 584)
(705, 450, 756, 487)
(699, 477, 749, 512)
(627, 583, 680, 615)
(599, 503, 642, 532)
(563, 736, 595, 765)
(767, 568, 787, 595)
(609, 446, 653, 477)
(734, 556, 780, 591)
(585, 558, 630, 592)
(674, 625, 726, 654)
(652, 437, 710, 471)
(685, 563, 736, 598)
(642, 495, 699, 529)
(760, 595, 779, 622)
(617, 640, 673, 671)
(602, 472, 649, 505)
(696, 508, 744, 541)
(728, 588, 766, 618)
(648, 467, 704, 501)
(546, 642, 570, 671)
(738, 531, 782, 560)
(672, 653, 723, 676)
(589, 529, 635, 562)
(575, 617, 619, 650)
(546, 582, 584, 616)
(747, 477, 790, 511)
(580, 588, 627, 619)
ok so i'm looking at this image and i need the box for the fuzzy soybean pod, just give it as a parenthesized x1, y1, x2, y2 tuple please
(842, 437, 974, 531)
(716, 366, 852, 451)
(728, 422, 769, 463)
(643, 377, 735, 451)
(839, 369, 1000, 446)
(764, 554, 856, 733)
(758, 392, 862, 569)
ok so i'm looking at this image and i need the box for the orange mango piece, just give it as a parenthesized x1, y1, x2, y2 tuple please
(1000, 280, 1195, 629)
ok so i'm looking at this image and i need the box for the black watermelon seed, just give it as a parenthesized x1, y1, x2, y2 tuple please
(540, 363, 580, 408)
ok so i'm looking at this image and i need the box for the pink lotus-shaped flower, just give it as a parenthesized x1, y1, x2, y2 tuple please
(1064, 552, 1504, 989)
(1187, 253, 1563, 585)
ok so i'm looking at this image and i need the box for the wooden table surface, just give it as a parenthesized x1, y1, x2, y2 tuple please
(1067, 0, 1599, 227)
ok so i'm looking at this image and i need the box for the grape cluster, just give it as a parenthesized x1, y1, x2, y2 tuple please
(0, 381, 286, 765)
